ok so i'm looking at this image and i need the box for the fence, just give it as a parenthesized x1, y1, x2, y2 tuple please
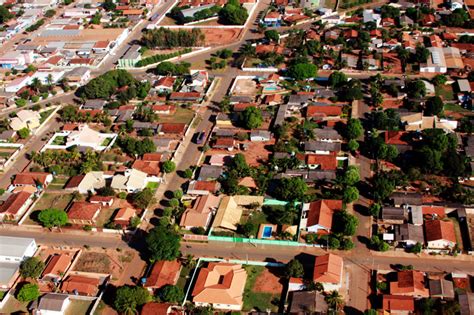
(207, 234, 301, 246)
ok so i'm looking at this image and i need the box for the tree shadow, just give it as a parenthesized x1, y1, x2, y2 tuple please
(353, 204, 369, 216)
(344, 306, 363, 315)
(294, 253, 316, 279)
(357, 235, 371, 248)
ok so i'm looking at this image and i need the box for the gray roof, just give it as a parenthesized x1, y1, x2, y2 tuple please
(38, 294, 70, 312)
(459, 292, 474, 315)
(214, 128, 236, 137)
(0, 262, 19, 286)
(230, 96, 253, 103)
(304, 141, 341, 152)
(0, 236, 35, 259)
(390, 192, 423, 206)
(314, 88, 335, 98)
(395, 224, 424, 243)
(67, 67, 90, 77)
(83, 99, 106, 110)
(458, 79, 471, 93)
(382, 207, 407, 221)
(276, 169, 336, 182)
(0, 130, 16, 140)
(250, 130, 271, 138)
(273, 104, 288, 126)
(287, 94, 313, 106)
(429, 279, 455, 299)
(198, 165, 223, 180)
(181, 4, 216, 17)
(314, 128, 342, 141)
(39, 29, 81, 37)
(122, 45, 141, 60)
(289, 290, 328, 314)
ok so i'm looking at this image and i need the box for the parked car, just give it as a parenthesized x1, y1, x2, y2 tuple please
(196, 132, 206, 144)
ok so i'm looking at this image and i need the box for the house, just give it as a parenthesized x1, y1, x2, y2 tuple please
(250, 130, 271, 142)
(390, 192, 423, 207)
(180, 194, 220, 230)
(288, 277, 305, 292)
(213, 138, 235, 151)
(65, 67, 91, 87)
(381, 295, 415, 314)
(141, 302, 183, 315)
(67, 202, 101, 225)
(313, 253, 343, 292)
(288, 290, 327, 314)
(132, 159, 161, 178)
(154, 77, 176, 93)
(381, 207, 407, 224)
(212, 195, 264, 231)
(145, 260, 181, 290)
(304, 141, 341, 154)
(49, 125, 117, 151)
(459, 292, 474, 315)
(262, 11, 281, 27)
(187, 180, 221, 195)
(314, 128, 342, 142)
(41, 253, 73, 282)
(61, 275, 100, 296)
(425, 220, 456, 250)
(36, 294, 71, 315)
(394, 224, 424, 248)
(114, 207, 136, 227)
(89, 195, 113, 207)
(159, 123, 187, 137)
(169, 92, 201, 102)
(0, 130, 16, 142)
(0, 191, 33, 221)
(111, 169, 148, 193)
(429, 278, 455, 299)
(12, 172, 53, 190)
(420, 47, 447, 73)
(118, 45, 141, 68)
(302, 200, 342, 233)
(0, 236, 37, 288)
(65, 172, 105, 194)
(389, 270, 429, 298)
(82, 99, 106, 111)
(192, 263, 247, 311)
(198, 165, 223, 181)
(287, 93, 313, 109)
(363, 9, 381, 26)
(10, 110, 41, 131)
(302, 153, 337, 170)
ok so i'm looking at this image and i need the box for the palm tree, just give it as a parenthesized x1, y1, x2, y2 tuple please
(325, 290, 344, 312)
(46, 74, 53, 88)
(30, 78, 42, 93)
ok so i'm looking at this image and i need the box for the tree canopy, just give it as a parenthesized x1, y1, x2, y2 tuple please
(274, 177, 308, 201)
(157, 285, 184, 303)
(146, 225, 181, 261)
(17, 283, 40, 302)
(38, 208, 68, 228)
(424, 96, 444, 116)
(346, 118, 363, 140)
(333, 210, 358, 236)
(287, 63, 317, 80)
(0, 5, 13, 24)
(285, 259, 304, 278)
(19, 257, 45, 279)
(133, 188, 156, 209)
(114, 285, 151, 314)
(219, 0, 248, 25)
(239, 106, 263, 130)
(162, 160, 176, 173)
(142, 27, 204, 48)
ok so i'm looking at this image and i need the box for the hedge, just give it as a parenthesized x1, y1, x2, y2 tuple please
(135, 48, 192, 67)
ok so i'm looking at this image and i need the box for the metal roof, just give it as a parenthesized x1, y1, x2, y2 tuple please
(0, 236, 35, 258)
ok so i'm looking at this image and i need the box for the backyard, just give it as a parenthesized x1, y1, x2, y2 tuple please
(159, 106, 194, 124)
(243, 265, 282, 312)
(74, 249, 135, 279)
(65, 299, 94, 315)
(25, 192, 74, 225)
(52, 136, 67, 145)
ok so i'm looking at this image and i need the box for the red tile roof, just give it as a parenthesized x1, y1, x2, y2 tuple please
(132, 160, 161, 176)
(306, 105, 343, 117)
(214, 138, 235, 147)
(390, 270, 429, 297)
(382, 295, 415, 311)
(143, 153, 163, 161)
(307, 200, 342, 230)
(0, 192, 32, 216)
(62, 275, 100, 296)
(13, 172, 50, 186)
(65, 175, 85, 189)
(141, 303, 175, 315)
(233, 103, 256, 112)
(94, 41, 110, 49)
(305, 154, 337, 170)
(313, 253, 343, 284)
(89, 195, 114, 204)
(384, 131, 409, 145)
(421, 206, 445, 219)
(145, 260, 181, 288)
(42, 254, 72, 279)
(160, 123, 187, 135)
(425, 220, 456, 243)
(67, 202, 101, 221)
(194, 181, 219, 192)
(155, 76, 175, 88)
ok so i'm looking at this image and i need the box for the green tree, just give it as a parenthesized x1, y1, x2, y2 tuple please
(285, 259, 304, 278)
(346, 119, 363, 140)
(424, 96, 444, 116)
(372, 174, 395, 202)
(219, 0, 248, 25)
(328, 235, 341, 249)
(343, 166, 360, 186)
(333, 210, 358, 236)
(19, 257, 45, 279)
(103, 0, 116, 11)
(17, 283, 40, 302)
(343, 186, 359, 203)
(328, 71, 348, 88)
(325, 290, 344, 311)
(432, 74, 447, 86)
(38, 208, 68, 228)
(239, 106, 263, 130)
(287, 63, 317, 80)
(264, 30, 280, 42)
(114, 285, 151, 314)
(348, 139, 359, 152)
(18, 127, 30, 139)
(146, 225, 181, 261)
(409, 242, 423, 254)
(133, 188, 156, 209)
(157, 285, 184, 303)
(274, 177, 308, 201)
(369, 203, 381, 217)
(0, 5, 13, 24)
(162, 160, 176, 173)
(415, 45, 429, 63)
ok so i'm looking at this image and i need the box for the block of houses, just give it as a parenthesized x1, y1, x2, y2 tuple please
(36, 294, 71, 315)
(381, 295, 415, 314)
(180, 194, 221, 230)
(10, 110, 41, 131)
(0, 191, 33, 221)
(429, 278, 455, 300)
(65, 172, 106, 194)
(145, 260, 181, 291)
(111, 169, 148, 193)
(11, 172, 53, 190)
(67, 202, 101, 225)
(301, 200, 342, 233)
(61, 275, 100, 296)
(212, 196, 264, 232)
(425, 219, 456, 250)
(114, 207, 137, 228)
(41, 253, 73, 282)
(313, 253, 343, 292)
(192, 263, 247, 311)
(389, 270, 429, 298)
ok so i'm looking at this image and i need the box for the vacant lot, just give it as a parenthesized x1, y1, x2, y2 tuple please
(65, 299, 93, 315)
(74, 250, 135, 279)
(243, 265, 281, 312)
(159, 107, 194, 124)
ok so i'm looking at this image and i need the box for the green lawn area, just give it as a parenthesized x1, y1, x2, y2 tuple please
(39, 109, 55, 124)
(444, 103, 470, 114)
(25, 193, 74, 225)
(101, 137, 113, 147)
(95, 207, 117, 228)
(159, 107, 194, 124)
(448, 217, 463, 251)
(146, 182, 159, 190)
(47, 177, 69, 190)
(436, 85, 455, 101)
(243, 265, 274, 312)
(176, 264, 192, 291)
(52, 136, 66, 145)
(0, 151, 13, 157)
(65, 299, 94, 315)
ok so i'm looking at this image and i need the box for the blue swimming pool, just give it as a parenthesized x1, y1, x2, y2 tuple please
(262, 226, 273, 238)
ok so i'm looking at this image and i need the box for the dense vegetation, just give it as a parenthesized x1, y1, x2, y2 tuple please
(135, 48, 192, 67)
(219, 0, 248, 25)
(141, 28, 205, 49)
(169, 5, 221, 24)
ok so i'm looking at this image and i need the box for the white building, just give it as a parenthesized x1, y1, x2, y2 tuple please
(420, 47, 447, 73)
(36, 294, 71, 315)
(0, 236, 37, 288)
(44, 125, 117, 152)
(10, 110, 41, 131)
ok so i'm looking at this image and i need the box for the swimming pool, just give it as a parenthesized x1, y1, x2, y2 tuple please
(264, 86, 278, 91)
(262, 226, 273, 238)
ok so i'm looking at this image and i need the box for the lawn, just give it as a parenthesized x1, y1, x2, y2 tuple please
(65, 299, 94, 315)
(47, 177, 69, 190)
(39, 109, 55, 124)
(436, 85, 455, 101)
(26, 193, 74, 225)
(52, 136, 66, 145)
(146, 182, 159, 190)
(176, 264, 192, 291)
(159, 107, 194, 124)
(95, 207, 117, 228)
(101, 137, 113, 147)
(444, 103, 470, 114)
(243, 265, 275, 312)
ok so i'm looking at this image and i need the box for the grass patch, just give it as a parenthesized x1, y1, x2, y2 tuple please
(95, 207, 117, 228)
(47, 177, 69, 190)
(159, 107, 194, 124)
(74, 252, 111, 274)
(243, 265, 274, 312)
(26, 193, 74, 225)
(0, 151, 13, 157)
(39, 109, 55, 124)
(176, 264, 192, 291)
(101, 137, 113, 147)
(444, 103, 470, 114)
(146, 182, 159, 190)
(436, 85, 455, 101)
(65, 299, 93, 315)
(448, 217, 463, 250)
